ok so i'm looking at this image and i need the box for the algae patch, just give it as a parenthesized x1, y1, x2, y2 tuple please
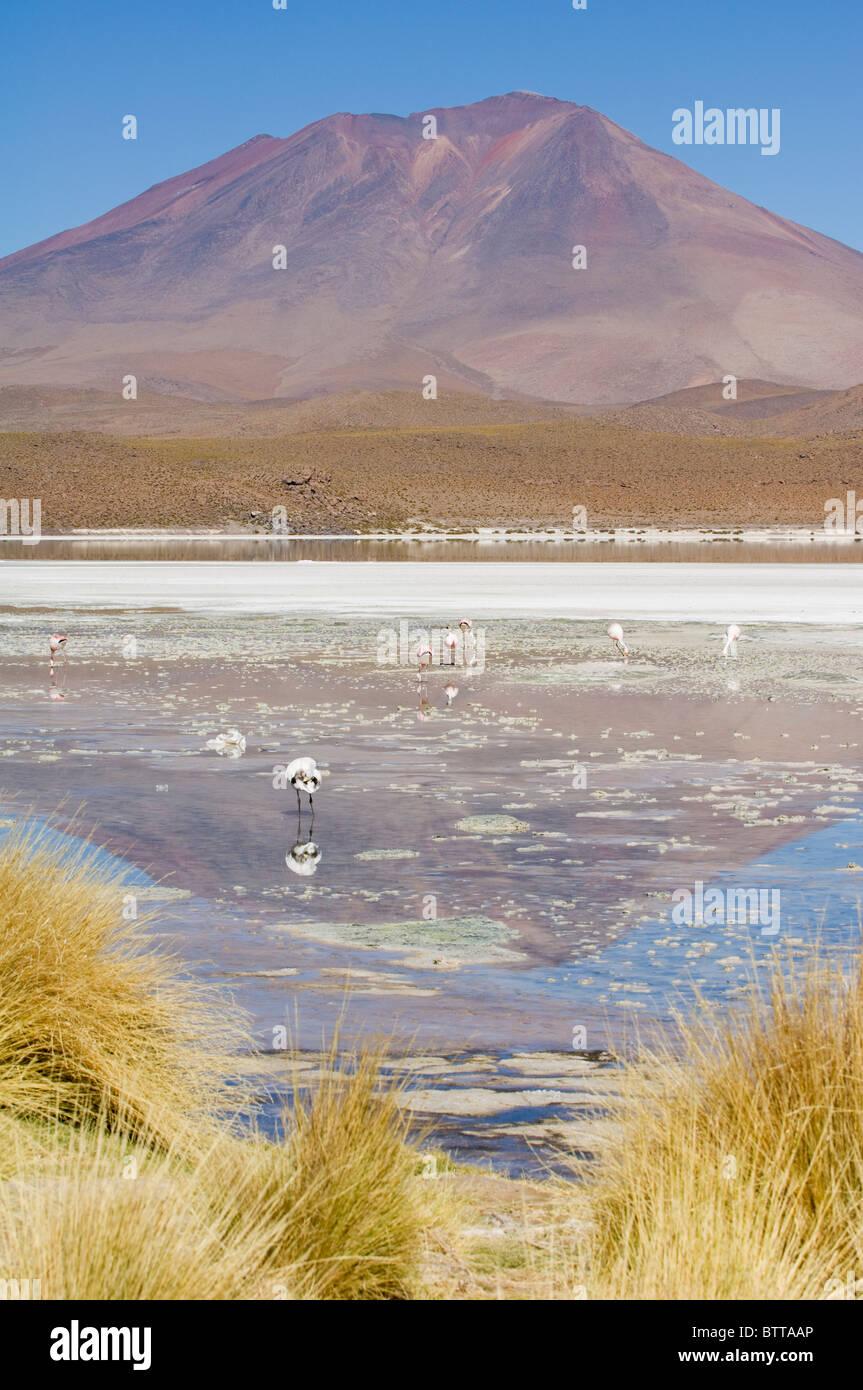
(454, 814, 530, 834)
(277, 913, 524, 966)
(354, 848, 421, 861)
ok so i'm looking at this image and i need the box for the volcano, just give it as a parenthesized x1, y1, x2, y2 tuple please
(1, 91, 862, 405)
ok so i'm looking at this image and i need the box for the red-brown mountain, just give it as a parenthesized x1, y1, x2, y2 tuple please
(2, 91, 862, 405)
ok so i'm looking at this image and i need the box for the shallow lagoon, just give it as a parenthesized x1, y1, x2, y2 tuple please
(1, 605, 862, 1172)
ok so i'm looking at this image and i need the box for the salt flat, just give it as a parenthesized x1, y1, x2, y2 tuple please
(1, 560, 861, 622)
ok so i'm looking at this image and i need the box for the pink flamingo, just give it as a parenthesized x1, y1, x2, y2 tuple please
(444, 628, 457, 665)
(458, 618, 475, 667)
(722, 623, 742, 659)
(49, 634, 68, 679)
(416, 643, 433, 676)
(607, 622, 629, 659)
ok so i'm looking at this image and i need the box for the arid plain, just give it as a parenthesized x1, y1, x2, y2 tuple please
(2, 380, 863, 532)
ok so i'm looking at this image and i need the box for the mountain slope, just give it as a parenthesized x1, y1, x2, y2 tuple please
(1, 92, 862, 405)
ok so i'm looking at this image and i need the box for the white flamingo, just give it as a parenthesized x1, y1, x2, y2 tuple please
(206, 728, 246, 758)
(722, 623, 742, 659)
(444, 628, 458, 665)
(607, 622, 629, 659)
(287, 756, 322, 810)
(416, 643, 433, 676)
(49, 633, 67, 678)
(445, 683, 458, 707)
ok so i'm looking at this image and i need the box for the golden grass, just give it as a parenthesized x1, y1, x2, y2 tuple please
(0, 1086, 444, 1301)
(584, 956, 863, 1300)
(0, 1123, 271, 1300)
(0, 819, 241, 1146)
(0, 820, 448, 1299)
(208, 1047, 444, 1300)
(266, 1047, 436, 1298)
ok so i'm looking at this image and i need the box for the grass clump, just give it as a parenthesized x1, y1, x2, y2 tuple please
(0, 820, 238, 1145)
(0, 1123, 271, 1300)
(275, 1046, 432, 1298)
(208, 1048, 438, 1300)
(585, 957, 863, 1300)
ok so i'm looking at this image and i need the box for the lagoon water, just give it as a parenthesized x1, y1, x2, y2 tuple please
(2, 569, 862, 1172)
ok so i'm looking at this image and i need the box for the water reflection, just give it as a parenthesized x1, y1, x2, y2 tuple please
(13, 537, 863, 563)
(286, 807, 321, 877)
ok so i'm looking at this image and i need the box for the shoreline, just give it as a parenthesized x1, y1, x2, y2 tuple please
(3, 525, 863, 544)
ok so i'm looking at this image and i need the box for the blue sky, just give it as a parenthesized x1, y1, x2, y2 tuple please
(1, 0, 860, 257)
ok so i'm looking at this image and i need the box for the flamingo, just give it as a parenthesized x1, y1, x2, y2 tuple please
(722, 623, 742, 659)
(206, 729, 246, 758)
(49, 633, 67, 678)
(444, 683, 458, 707)
(607, 622, 629, 659)
(286, 756, 322, 811)
(444, 628, 457, 665)
(416, 644, 433, 676)
(458, 618, 477, 668)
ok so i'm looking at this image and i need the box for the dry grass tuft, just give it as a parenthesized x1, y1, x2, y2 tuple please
(586, 955, 863, 1300)
(0, 1122, 273, 1300)
(0, 819, 244, 1146)
(208, 1045, 438, 1300)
